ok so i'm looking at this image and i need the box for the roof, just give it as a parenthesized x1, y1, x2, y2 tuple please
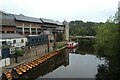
(0, 10, 63, 26)
(0, 11, 16, 26)
(40, 18, 57, 25)
(0, 11, 14, 20)
(14, 14, 42, 23)
(0, 34, 26, 39)
(40, 18, 63, 26)
(56, 21, 63, 26)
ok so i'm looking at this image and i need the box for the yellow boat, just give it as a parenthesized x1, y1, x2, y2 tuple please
(5, 72, 12, 80)
(15, 68, 23, 75)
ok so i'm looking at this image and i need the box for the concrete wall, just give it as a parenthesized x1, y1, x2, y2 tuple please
(0, 58, 10, 68)
(63, 21, 69, 41)
(10, 43, 53, 64)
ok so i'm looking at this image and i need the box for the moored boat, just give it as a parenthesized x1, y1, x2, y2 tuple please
(67, 42, 78, 49)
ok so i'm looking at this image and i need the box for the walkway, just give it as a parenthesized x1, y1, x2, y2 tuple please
(2, 52, 48, 73)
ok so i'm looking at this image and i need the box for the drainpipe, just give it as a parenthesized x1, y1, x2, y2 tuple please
(53, 32, 56, 50)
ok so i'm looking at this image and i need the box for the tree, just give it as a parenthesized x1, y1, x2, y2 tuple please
(15, 49, 25, 63)
(69, 20, 101, 36)
(95, 22, 118, 57)
(56, 32, 63, 42)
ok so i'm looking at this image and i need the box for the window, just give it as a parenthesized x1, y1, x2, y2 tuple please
(21, 39, 24, 43)
(13, 40, 16, 43)
(32, 39, 34, 41)
(2, 31, 4, 33)
(39, 39, 41, 41)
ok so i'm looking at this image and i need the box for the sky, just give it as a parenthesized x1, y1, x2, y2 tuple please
(0, 0, 119, 22)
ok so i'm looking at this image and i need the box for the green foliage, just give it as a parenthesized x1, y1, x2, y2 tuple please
(95, 22, 118, 57)
(56, 32, 63, 42)
(15, 49, 25, 56)
(80, 39, 91, 45)
(69, 20, 103, 36)
(56, 42, 65, 49)
(0, 45, 9, 49)
(57, 45, 64, 49)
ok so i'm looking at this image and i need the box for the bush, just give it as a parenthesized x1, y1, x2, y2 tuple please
(15, 49, 25, 56)
(95, 23, 118, 57)
(80, 39, 91, 45)
(56, 42, 65, 49)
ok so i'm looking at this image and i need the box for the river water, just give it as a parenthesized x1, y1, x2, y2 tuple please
(39, 50, 104, 78)
(20, 45, 108, 80)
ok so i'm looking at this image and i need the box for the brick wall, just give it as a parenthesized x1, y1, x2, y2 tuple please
(16, 21, 42, 28)
(0, 19, 15, 25)
(1, 27, 16, 31)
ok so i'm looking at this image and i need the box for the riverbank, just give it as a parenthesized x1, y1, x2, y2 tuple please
(2, 52, 47, 73)
(1, 42, 66, 79)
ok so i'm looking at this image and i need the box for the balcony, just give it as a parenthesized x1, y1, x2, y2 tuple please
(24, 28, 29, 32)
(52, 29, 57, 33)
(38, 29, 42, 32)
(16, 28, 22, 32)
(31, 29, 36, 33)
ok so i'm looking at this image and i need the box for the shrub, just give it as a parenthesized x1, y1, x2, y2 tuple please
(15, 49, 25, 56)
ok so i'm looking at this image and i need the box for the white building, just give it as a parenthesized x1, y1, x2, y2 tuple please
(0, 34, 27, 67)
(0, 33, 27, 48)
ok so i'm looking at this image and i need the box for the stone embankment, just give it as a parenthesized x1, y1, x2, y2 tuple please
(1, 46, 66, 80)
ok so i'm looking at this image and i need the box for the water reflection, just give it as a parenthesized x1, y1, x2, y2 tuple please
(18, 45, 120, 79)
(95, 56, 120, 80)
(68, 45, 94, 55)
(37, 46, 104, 78)
(19, 49, 69, 80)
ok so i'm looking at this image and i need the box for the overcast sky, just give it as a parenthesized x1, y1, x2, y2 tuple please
(0, 0, 119, 22)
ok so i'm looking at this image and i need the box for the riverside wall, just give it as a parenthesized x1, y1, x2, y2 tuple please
(10, 43, 54, 64)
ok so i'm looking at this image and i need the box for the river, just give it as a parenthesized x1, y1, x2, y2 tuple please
(20, 45, 120, 80)
(39, 49, 104, 78)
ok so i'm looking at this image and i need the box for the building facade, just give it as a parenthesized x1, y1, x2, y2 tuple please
(63, 21, 69, 41)
(14, 14, 43, 36)
(0, 34, 27, 67)
(0, 34, 27, 48)
(0, 11, 69, 48)
(0, 11, 16, 33)
(27, 35, 48, 46)
(0, 11, 67, 40)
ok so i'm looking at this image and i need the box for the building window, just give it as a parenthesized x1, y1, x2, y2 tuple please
(39, 39, 41, 41)
(21, 39, 24, 43)
(42, 38, 44, 41)
(36, 39, 38, 41)
(13, 40, 16, 43)
(2, 31, 4, 33)
(32, 39, 34, 41)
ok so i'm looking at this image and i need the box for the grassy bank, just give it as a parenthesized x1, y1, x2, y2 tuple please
(56, 42, 66, 49)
